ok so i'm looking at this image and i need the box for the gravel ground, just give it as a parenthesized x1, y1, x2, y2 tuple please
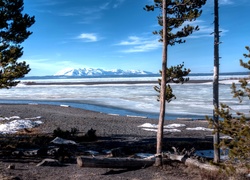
(0, 104, 212, 138)
(0, 104, 216, 180)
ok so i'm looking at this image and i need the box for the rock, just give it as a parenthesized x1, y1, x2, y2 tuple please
(50, 137, 77, 145)
(36, 158, 62, 166)
(84, 150, 99, 156)
(7, 164, 15, 169)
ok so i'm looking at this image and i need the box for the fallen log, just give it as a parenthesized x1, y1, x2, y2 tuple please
(166, 154, 219, 172)
(77, 156, 155, 169)
(167, 154, 249, 177)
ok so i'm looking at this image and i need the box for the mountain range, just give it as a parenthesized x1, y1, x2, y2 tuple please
(54, 68, 155, 76)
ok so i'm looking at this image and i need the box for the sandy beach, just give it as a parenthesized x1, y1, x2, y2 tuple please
(0, 104, 215, 180)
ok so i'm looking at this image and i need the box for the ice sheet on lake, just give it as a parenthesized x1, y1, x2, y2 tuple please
(2, 73, 249, 122)
(2, 77, 250, 118)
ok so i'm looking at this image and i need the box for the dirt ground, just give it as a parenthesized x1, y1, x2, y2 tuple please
(0, 104, 248, 180)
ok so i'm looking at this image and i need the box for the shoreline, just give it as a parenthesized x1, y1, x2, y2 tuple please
(22, 79, 213, 86)
(0, 100, 210, 120)
(0, 103, 215, 180)
(0, 103, 211, 139)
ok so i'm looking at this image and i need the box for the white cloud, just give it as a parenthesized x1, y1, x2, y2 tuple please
(59, 12, 78, 17)
(100, 0, 125, 9)
(189, 26, 228, 39)
(181, 20, 228, 39)
(118, 36, 142, 45)
(33, 0, 65, 7)
(116, 35, 161, 53)
(206, 0, 235, 6)
(113, 0, 125, 8)
(100, 2, 110, 10)
(77, 33, 98, 42)
(23, 58, 87, 76)
(220, 0, 233, 5)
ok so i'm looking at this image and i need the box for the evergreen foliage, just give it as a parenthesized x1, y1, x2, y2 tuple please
(0, 0, 35, 89)
(154, 63, 190, 102)
(145, 0, 206, 166)
(145, 0, 206, 104)
(210, 46, 250, 166)
(144, 0, 206, 45)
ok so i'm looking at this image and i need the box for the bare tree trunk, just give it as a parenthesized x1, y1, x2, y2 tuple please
(213, 0, 220, 163)
(155, 0, 167, 166)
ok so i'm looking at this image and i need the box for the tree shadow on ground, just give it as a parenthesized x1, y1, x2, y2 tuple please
(0, 133, 213, 165)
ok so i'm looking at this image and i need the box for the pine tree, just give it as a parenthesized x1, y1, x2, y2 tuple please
(154, 63, 190, 103)
(0, 0, 35, 89)
(213, 0, 220, 163)
(145, 0, 206, 166)
(214, 46, 250, 167)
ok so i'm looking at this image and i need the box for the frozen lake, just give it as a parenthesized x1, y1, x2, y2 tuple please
(0, 73, 249, 120)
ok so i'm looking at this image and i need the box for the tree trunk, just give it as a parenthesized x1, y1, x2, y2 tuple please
(77, 156, 155, 169)
(213, 0, 220, 163)
(77, 155, 222, 173)
(155, 0, 168, 166)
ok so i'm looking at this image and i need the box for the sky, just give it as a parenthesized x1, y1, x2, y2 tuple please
(20, 0, 250, 76)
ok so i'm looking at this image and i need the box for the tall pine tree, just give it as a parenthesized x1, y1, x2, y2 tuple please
(213, 0, 220, 163)
(145, 0, 206, 166)
(213, 46, 250, 168)
(0, 0, 35, 89)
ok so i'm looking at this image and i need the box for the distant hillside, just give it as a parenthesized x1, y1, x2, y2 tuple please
(54, 68, 154, 76)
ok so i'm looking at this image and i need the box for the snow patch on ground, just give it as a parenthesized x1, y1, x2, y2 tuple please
(138, 123, 185, 132)
(164, 124, 186, 128)
(138, 123, 158, 128)
(50, 137, 77, 145)
(0, 116, 43, 134)
(186, 127, 213, 131)
(0, 116, 20, 121)
(139, 123, 213, 133)
(141, 128, 181, 132)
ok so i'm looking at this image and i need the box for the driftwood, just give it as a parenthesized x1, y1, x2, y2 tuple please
(166, 153, 219, 172)
(77, 154, 218, 171)
(77, 145, 249, 177)
(168, 153, 249, 177)
(77, 156, 155, 169)
(77, 154, 248, 175)
(164, 147, 220, 172)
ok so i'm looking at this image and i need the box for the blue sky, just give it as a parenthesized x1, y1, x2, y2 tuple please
(21, 0, 250, 76)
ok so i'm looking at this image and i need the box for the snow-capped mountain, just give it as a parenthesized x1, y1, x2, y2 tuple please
(54, 68, 154, 76)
